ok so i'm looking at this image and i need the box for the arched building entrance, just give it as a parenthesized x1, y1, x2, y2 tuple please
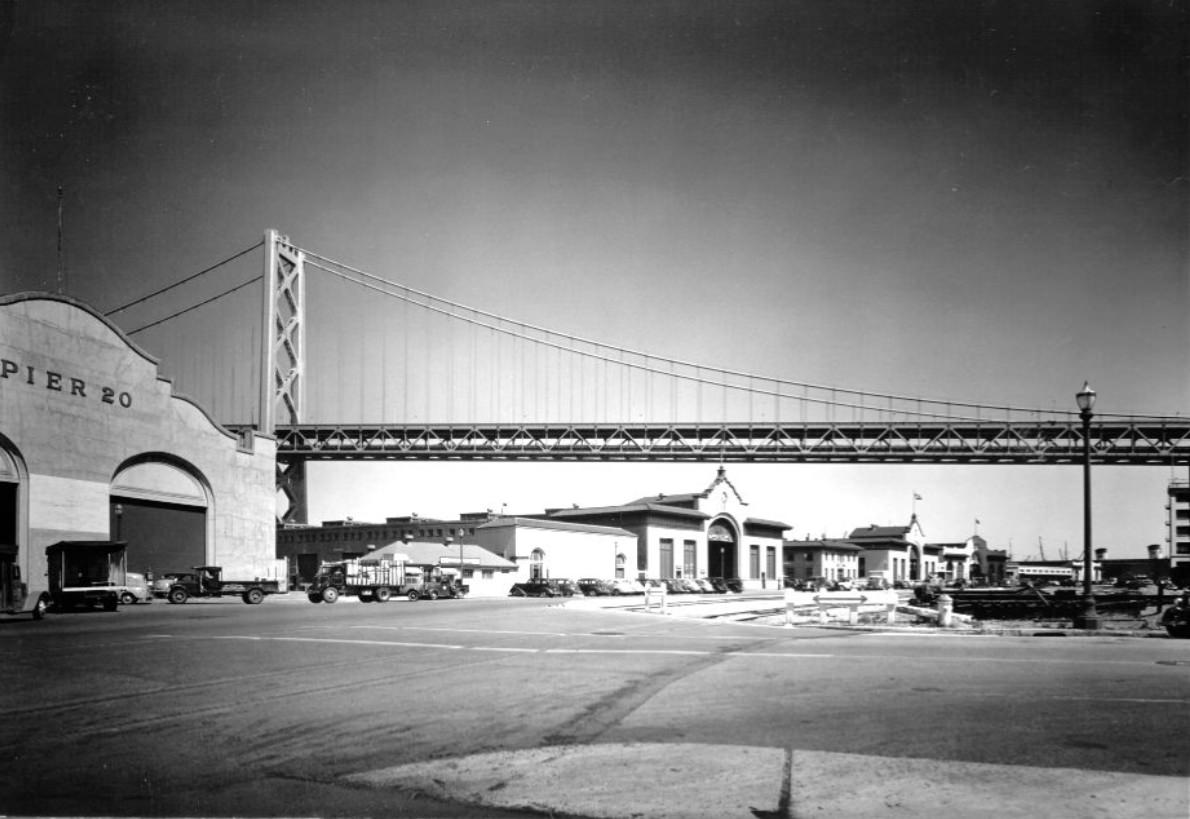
(0, 442, 27, 614)
(111, 456, 210, 576)
(708, 519, 737, 579)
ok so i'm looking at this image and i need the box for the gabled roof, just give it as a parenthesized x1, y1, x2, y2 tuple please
(549, 503, 709, 521)
(628, 492, 702, 507)
(783, 538, 863, 553)
(848, 524, 911, 540)
(371, 540, 516, 570)
(744, 517, 792, 531)
(478, 517, 635, 538)
(627, 466, 748, 510)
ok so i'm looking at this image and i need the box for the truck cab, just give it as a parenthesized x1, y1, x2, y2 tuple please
(0, 542, 47, 619)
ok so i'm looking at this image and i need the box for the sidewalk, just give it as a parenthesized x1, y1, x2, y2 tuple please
(562, 592, 1175, 638)
(347, 741, 1190, 819)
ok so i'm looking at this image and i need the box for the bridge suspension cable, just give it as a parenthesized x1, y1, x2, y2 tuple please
(103, 240, 264, 319)
(300, 245, 1128, 425)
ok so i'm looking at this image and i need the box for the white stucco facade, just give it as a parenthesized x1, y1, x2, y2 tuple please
(0, 294, 277, 603)
(476, 517, 635, 583)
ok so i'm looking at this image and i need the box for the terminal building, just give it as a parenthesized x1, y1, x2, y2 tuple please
(276, 466, 793, 594)
(0, 294, 279, 614)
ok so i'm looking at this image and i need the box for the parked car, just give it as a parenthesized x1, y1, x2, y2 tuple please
(1161, 594, 1190, 638)
(610, 579, 644, 595)
(662, 578, 687, 594)
(678, 578, 702, 593)
(152, 572, 196, 598)
(116, 571, 152, 605)
(708, 577, 730, 593)
(509, 579, 573, 598)
(693, 578, 717, 593)
(577, 578, 615, 596)
(724, 577, 744, 593)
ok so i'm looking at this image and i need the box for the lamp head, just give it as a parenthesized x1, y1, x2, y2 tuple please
(1075, 382, 1096, 414)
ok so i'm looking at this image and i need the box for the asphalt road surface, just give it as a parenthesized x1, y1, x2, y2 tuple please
(3, 593, 1188, 818)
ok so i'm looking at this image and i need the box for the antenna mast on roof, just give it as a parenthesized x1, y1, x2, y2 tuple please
(56, 185, 66, 294)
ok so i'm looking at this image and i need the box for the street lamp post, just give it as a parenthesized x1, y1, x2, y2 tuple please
(458, 528, 465, 593)
(1074, 382, 1101, 630)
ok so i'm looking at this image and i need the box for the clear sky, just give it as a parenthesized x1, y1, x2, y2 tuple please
(2, 2, 1187, 558)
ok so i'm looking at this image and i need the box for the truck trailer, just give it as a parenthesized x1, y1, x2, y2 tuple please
(45, 540, 126, 612)
(307, 557, 464, 603)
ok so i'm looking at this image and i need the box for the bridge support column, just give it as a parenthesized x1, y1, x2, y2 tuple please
(277, 458, 308, 524)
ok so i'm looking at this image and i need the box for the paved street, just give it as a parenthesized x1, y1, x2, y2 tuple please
(2, 593, 1188, 818)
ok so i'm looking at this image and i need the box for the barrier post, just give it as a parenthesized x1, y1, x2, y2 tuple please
(938, 594, 953, 627)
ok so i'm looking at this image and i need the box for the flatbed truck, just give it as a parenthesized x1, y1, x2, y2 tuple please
(163, 566, 280, 604)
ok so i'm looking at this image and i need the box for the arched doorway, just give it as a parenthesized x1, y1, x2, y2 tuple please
(0, 443, 26, 614)
(111, 456, 210, 576)
(0, 444, 21, 551)
(708, 519, 737, 579)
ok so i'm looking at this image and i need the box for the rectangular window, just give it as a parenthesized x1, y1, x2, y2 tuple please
(684, 540, 697, 577)
(749, 545, 760, 579)
(660, 539, 674, 578)
(482, 570, 494, 579)
(766, 546, 776, 579)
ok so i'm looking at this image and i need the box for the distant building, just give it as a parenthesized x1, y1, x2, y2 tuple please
(925, 535, 1008, 585)
(542, 466, 791, 589)
(846, 516, 934, 583)
(368, 537, 518, 598)
(1004, 559, 1101, 585)
(475, 517, 635, 583)
(782, 538, 862, 583)
(276, 511, 496, 586)
(783, 520, 1007, 586)
(1097, 545, 1177, 587)
(1168, 480, 1190, 585)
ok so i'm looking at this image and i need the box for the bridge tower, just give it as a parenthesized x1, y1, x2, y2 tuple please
(262, 229, 307, 522)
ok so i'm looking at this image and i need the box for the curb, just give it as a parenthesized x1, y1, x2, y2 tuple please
(562, 597, 1177, 639)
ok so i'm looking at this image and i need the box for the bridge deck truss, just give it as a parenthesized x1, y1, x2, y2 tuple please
(273, 420, 1190, 465)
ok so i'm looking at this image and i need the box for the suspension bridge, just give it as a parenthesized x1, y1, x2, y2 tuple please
(103, 230, 1190, 520)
